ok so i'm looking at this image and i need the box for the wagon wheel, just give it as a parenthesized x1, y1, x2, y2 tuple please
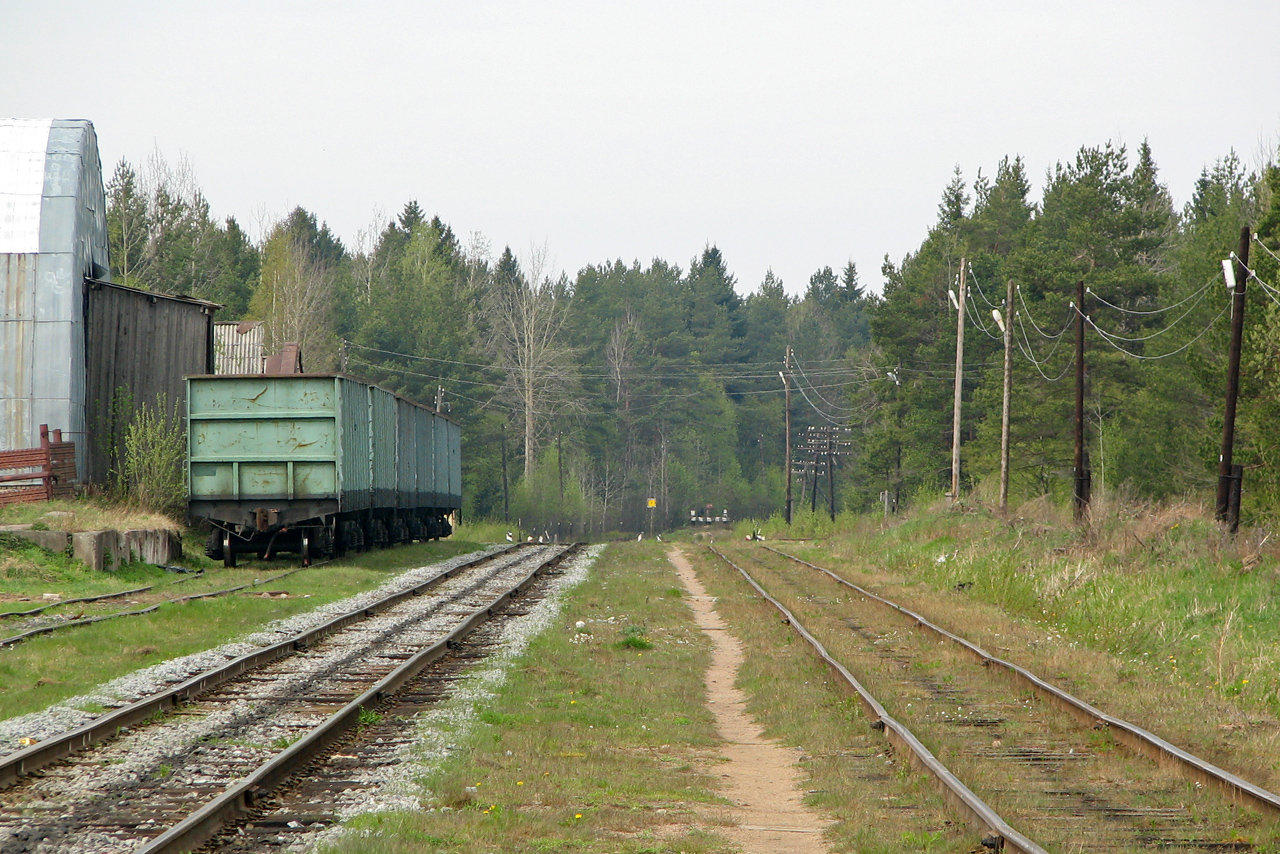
(204, 528, 224, 560)
(223, 532, 237, 568)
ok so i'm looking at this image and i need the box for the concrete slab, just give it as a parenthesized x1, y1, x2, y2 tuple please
(0, 526, 69, 552)
(70, 528, 182, 571)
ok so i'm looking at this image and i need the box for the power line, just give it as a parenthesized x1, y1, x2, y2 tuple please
(1080, 303, 1229, 361)
(1080, 281, 1216, 343)
(1087, 279, 1215, 316)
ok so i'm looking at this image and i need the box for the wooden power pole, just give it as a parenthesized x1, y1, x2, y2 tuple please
(782, 346, 793, 524)
(1073, 279, 1090, 523)
(950, 258, 967, 502)
(999, 278, 1014, 512)
(1217, 226, 1250, 532)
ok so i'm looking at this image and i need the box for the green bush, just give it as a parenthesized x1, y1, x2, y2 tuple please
(117, 394, 186, 516)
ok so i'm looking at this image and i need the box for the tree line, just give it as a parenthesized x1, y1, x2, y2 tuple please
(105, 138, 1280, 530)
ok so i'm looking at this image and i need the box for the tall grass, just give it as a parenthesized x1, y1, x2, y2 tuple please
(768, 497, 1280, 717)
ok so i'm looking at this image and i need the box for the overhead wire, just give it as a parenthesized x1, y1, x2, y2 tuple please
(1254, 233, 1280, 267)
(1015, 285, 1077, 341)
(1087, 279, 1215, 315)
(790, 354, 860, 414)
(1079, 280, 1215, 343)
(1014, 309, 1073, 382)
(1081, 302, 1229, 361)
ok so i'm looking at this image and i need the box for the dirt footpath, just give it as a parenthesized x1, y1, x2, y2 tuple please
(668, 547, 832, 854)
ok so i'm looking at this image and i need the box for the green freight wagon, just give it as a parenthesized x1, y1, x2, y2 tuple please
(186, 374, 461, 566)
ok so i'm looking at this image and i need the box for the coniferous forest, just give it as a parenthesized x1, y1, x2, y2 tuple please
(104, 141, 1280, 532)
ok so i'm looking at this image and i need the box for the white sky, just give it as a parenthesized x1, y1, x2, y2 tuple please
(5, 1, 1279, 295)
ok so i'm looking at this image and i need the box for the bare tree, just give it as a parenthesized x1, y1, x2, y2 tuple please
(350, 206, 388, 304)
(606, 311, 639, 407)
(481, 244, 579, 477)
(259, 232, 336, 368)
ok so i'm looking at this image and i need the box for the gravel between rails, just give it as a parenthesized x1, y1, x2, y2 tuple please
(0, 546, 509, 757)
(0, 545, 570, 854)
(282, 544, 603, 853)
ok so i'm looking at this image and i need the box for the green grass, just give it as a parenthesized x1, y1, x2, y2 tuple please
(0, 538, 484, 720)
(740, 498, 1280, 794)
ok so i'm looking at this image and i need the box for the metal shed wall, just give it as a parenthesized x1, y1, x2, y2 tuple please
(84, 280, 216, 484)
(0, 119, 109, 478)
(214, 321, 265, 374)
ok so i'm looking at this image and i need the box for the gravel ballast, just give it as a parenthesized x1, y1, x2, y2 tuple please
(0, 546, 508, 756)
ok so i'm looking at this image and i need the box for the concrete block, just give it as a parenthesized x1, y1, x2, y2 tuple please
(122, 529, 182, 565)
(0, 526, 69, 552)
(72, 528, 182, 571)
(19, 529, 70, 552)
(72, 530, 108, 571)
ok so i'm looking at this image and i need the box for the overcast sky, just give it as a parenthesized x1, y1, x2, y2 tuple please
(5, 1, 1279, 295)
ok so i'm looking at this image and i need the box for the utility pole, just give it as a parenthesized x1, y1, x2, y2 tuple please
(1217, 226, 1250, 532)
(1073, 279, 1090, 523)
(999, 279, 1014, 512)
(501, 423, 509, 522)
(826, 428, 835, 522)
(557, 431, 565, 503)
(782, 346, 793, 524)
(811, 447, 820, 513)
(339, 339, 348, 373)
(950, 258, 967, 503)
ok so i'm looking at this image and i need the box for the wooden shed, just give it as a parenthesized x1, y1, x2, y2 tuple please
(83, 278, 219, 485)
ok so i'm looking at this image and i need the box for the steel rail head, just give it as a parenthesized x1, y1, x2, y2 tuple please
(135, 542, 580, 854)
(706, 545, 1048, 854)
(0, 544, 524, 788)
(760, 544, 1280, 817)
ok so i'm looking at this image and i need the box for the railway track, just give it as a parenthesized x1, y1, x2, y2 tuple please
(710, 543, 1280, 854)
(0, 543, 579, 854)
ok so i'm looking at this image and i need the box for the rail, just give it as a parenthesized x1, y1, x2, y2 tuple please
(762, 544, 1280, 816)
(708, 545, 1045, 854)
(136, 542, 580, 854)
(0, 544, 525, 786)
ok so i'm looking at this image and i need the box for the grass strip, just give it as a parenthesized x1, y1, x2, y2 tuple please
(318, 542, 979, 854)
(319, 541, 734, 854)
(0, 565, 317, 648)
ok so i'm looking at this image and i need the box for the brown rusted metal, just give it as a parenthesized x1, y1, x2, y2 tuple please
(0, 423, 76, 504)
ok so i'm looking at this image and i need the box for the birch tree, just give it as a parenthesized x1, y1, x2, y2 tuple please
(481, 245, 578, 477)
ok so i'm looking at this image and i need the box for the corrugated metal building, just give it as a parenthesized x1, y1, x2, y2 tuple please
(0, 119, 109, 478)
(214, 320, 266, 374)
(1, 119, 219, 484)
